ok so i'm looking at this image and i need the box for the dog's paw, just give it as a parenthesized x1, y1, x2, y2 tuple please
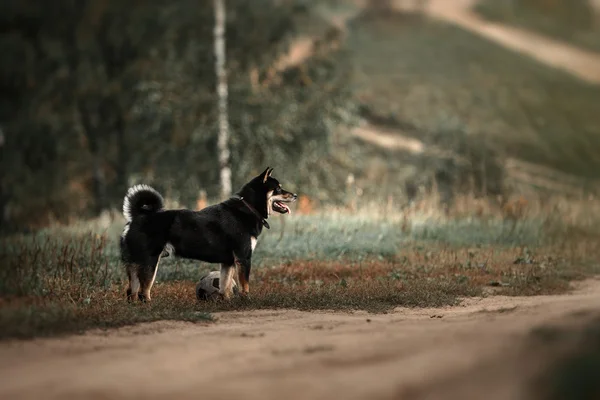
(239, 295, 251, 303)
(213, 292, 232, 302)
(238, 291, 251, 301)
(137, 293, 151, 303)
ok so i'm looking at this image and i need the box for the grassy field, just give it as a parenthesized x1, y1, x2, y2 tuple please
(474, 0, 600, 54)
(347, 10, 600, 181)
(1, 197, 599, 340)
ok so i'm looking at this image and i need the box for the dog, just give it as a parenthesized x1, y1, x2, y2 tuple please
(120, 167, 297, 302)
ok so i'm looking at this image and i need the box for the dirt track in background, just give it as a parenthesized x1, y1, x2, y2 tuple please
(399, 0, 600, 84)
(1, 279, 599, 400)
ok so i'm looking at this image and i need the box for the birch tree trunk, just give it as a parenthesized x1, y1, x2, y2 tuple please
(214, 0, 232, 199)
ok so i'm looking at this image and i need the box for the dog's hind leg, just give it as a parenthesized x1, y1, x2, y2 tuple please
(219, 263, 235, 300)
(126, 264, 141, 302)
(138, 255, 162, 302)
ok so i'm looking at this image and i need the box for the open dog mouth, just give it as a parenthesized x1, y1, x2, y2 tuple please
(272, 200, 290, 214)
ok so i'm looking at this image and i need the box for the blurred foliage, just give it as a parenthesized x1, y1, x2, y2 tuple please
(4, 0, 599, 231)
(347, 10, 600, 189)
(0, 0, 355, 229)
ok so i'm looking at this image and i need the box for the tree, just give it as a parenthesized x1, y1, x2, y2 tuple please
(214, 0, 232, 200)
(0, 0, 355, 228)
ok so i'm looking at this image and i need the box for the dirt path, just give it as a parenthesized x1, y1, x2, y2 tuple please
(419, 0, 600, 84)
(348, 0, 600, 83)
(1, 279, 600, 400)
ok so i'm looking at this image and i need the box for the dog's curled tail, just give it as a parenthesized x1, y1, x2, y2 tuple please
(123, 184, 164, 222)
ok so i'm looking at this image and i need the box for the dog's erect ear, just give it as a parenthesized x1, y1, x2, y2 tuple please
(260, 167, 274, 183)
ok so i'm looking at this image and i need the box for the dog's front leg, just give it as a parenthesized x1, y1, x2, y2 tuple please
(235, 256, 251, 296)
(219, 263, 235, 300)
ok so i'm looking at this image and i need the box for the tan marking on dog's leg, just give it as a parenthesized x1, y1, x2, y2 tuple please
(240, 237, 256, 295)
(232, 265, 239, 287)
(234, 257, 250, 296)
(238, 267, 249, 295)
(142, 255, 162, 301)
(127, 264, 140, 302)
(219, 264, 235, 300)
(233, 263, 241, 290)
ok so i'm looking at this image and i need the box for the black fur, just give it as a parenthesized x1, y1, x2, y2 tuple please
(120, 167, 297, 301)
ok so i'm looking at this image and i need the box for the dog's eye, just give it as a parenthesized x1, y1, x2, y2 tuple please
(275, 187, 281, 194)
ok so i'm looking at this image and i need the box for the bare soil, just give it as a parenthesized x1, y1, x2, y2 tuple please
(1, 279, 600, 400)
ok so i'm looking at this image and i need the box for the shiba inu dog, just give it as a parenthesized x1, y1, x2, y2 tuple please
(120, 167, 297, 301)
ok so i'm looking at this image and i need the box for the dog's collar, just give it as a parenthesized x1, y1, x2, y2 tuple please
(232, 195, 270, 229)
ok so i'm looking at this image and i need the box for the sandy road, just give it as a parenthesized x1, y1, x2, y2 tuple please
(1, 279, 599, 400)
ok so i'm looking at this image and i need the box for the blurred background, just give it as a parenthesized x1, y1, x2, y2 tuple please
(3, 4, 600, 392)
(0, 0, 599, 231)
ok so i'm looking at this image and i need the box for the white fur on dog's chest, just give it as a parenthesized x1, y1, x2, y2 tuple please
(251, 236, 257, 251)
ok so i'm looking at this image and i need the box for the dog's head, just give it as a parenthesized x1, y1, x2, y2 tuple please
(246, 167, 297, 216)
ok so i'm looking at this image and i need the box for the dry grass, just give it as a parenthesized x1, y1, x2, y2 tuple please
(2, 188, 600, 340)
(1, 221, 598, 340)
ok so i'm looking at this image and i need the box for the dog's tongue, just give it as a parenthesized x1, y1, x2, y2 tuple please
(276, 201, 290, 214)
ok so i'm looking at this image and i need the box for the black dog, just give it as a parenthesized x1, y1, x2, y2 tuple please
(120, 167, 297, 301)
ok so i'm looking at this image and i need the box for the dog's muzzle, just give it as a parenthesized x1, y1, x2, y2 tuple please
(272, 193, 297, 214)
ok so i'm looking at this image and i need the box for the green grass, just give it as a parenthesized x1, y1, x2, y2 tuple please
(0, 211, 550, 290)
(347, 11, 600, 179)
(1, 209, 598, 340)
(474, 0, 600, 54)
